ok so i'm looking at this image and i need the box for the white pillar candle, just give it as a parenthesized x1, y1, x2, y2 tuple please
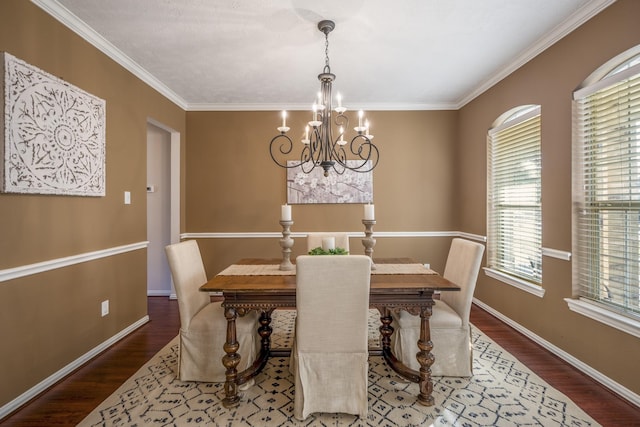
(281, 204, 292, 221)
(364, 203, 375, 220)
(322, 237, 335, 251)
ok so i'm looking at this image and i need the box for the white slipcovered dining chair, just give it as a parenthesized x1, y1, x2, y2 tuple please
(306, 232, 350, 253)
(391, 238, 484, 377)
(290, 255, 371, 420)
(165, 240, 259, 382)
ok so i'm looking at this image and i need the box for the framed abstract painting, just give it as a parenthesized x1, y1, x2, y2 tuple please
(286, 160, 373, 204)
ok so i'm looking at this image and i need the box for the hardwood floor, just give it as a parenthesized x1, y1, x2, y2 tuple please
(2, 297, 639, 426)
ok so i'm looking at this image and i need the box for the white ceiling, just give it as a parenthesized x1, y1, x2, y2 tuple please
(34, 0, 614, 111)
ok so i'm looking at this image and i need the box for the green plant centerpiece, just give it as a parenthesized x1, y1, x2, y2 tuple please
(308, 247, 349, 255)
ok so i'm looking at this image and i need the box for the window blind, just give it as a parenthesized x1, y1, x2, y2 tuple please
(488, 107, 542, 284)
(573, 62, 640, 318)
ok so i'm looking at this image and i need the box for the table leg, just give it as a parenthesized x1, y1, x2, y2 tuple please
(222, 307, 241, 408)
(378, 307, 393, 352)
(258, 309, 273, 354)
(416, 305, 435, 406)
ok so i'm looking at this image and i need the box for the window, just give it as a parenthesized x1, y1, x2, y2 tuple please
(572, 50, 640, 322)
(487, 105, 542, 287)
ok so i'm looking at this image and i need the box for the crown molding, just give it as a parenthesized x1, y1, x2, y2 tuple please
(185, 101, 459, 112)
(30, 0, 189, 110)
(456, 0, 616, 108)
(32, 0, 616, 112)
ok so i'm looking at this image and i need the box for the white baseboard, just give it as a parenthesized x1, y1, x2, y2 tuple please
(147, 290, 172, 297)
(473, 298, 640, 408)
(0, 315, 150, 420)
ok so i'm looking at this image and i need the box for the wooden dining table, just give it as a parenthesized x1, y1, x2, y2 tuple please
(200, 257, 460, 408)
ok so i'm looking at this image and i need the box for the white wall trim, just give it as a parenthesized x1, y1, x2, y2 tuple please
(483, 267, 546, 298)
(456, 0, 616, 108)
(542, 247, 572, 261)
(147, 290, 172, 297)
(31, 0, 188, 110)
(565, 298, 640, 340)
(0, 232, 486, 284)
(32, 0, 616, 112)
(0, 242, 149, 283)
(181, 230, 487, 241)
(473, 298, 640, 408)
(0, 315, 149, 420)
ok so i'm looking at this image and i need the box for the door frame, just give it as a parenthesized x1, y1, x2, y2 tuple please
(147, 118, 180, 299)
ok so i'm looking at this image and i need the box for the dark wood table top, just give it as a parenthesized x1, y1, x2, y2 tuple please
(201, 258, 460, 294)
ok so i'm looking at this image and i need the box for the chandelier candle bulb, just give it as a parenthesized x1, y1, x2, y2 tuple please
(364, 203, 375, 220)
(337, 93, 342, 108)
(358, 110, 364, 128)
(281, 204, 292, 221)
(282, 111, 287, 127)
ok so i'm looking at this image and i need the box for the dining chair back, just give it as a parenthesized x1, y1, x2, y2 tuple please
(291, 254, 371, 420)
(165, 240, 259, 382)
(306, 232, 350, 253)
(391, 238, 485, 376)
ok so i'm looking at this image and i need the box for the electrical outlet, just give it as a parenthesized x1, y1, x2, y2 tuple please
(101, 300, 109, 317)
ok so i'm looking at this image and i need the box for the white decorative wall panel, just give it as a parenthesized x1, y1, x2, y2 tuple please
(1, 52, 106, 196)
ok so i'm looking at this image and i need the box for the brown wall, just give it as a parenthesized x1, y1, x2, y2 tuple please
(186, 110, 459, 277)
(458, 0, 640, 394)
(2, 0, 640, 413)
(0, 1, 186, 406)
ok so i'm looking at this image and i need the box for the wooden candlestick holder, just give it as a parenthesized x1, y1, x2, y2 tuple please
(362, 219, 376, 270)
(279, 220, 295, 271)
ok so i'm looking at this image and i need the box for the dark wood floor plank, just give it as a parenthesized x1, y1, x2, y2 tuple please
(2, 298, 639, 426)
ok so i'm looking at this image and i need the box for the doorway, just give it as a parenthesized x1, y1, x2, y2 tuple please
(146, 120, 180, 297)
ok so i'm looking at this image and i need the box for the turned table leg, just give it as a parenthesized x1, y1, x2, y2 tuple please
(416, 305, 435, 406)
(222, 307, 241, 408)
(258, 310, 273, 354)
(379, 307, 393, 351)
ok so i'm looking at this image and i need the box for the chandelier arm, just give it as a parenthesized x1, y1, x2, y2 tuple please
(269, 134, 313, 169)
(344, 134, 380, 172)
(333, 112, 349, 129)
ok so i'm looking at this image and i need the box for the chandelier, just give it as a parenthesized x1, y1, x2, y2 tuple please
(269, 20, 380, 177)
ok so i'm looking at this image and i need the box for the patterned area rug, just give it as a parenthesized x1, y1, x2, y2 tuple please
(79, 310, 599, 426)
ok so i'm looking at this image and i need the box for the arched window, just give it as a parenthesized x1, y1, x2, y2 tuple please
(572, 46, 640, 322)
(487, 105, 542, 288)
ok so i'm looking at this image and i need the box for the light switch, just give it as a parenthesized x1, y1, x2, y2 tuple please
(124, 191, 131, 204)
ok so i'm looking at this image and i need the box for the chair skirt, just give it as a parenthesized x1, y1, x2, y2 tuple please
(391, 305, 473, 377)
(178, 302, 259, 382)
(292, 351, 368, 420)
